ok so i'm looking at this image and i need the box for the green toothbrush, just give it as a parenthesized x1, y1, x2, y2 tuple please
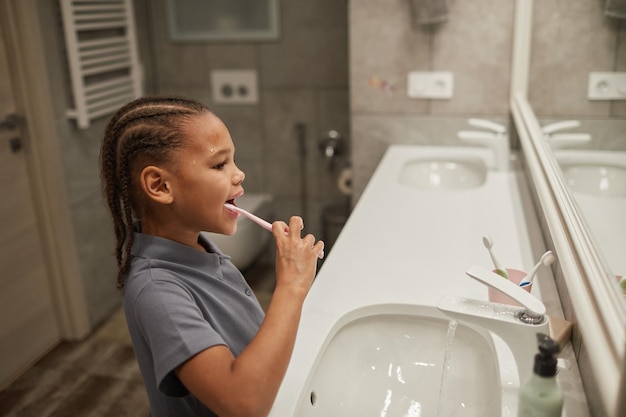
(482, 235, 509, 279)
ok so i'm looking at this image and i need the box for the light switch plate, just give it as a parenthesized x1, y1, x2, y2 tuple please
(211, 69, 259, 104)
(407, 71, 454, 99)
(588, 72, 626, 100)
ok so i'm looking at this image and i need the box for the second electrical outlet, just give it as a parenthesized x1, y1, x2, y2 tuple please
(211, 69, 259, 104)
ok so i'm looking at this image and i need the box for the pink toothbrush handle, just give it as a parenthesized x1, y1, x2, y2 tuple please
(225, 203, 272, 231)
(224, 203, 324, 259)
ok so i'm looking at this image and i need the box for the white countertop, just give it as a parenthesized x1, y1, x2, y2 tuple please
(268, 145, 588, 417)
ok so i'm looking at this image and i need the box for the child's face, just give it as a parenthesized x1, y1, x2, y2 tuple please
(168, 112, 245, 236)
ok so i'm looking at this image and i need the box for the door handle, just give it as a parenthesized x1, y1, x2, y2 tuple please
(0, 113, 20, 131)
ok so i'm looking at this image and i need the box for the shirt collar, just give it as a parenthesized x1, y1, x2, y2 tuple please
(130, 232, 231, 270)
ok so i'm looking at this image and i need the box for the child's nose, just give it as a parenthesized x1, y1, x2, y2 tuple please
(233, 168, 245, 184)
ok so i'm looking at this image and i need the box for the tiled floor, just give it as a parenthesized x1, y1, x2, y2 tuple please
(0, 263, 276, 417)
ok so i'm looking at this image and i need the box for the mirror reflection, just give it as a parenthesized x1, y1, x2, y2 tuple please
(528, 0, 626, 283)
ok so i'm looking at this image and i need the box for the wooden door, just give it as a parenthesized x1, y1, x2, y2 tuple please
(0, 18, 60, 389)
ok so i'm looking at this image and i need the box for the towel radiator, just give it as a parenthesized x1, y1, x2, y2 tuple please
(60, 0, 142, 129)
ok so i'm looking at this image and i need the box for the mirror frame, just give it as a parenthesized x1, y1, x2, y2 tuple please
(511, 2, 626, 416)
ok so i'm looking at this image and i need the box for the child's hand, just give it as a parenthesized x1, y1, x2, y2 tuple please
(272, 216, 324, 295)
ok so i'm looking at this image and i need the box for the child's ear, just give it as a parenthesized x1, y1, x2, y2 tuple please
(140, 166, 174, 204)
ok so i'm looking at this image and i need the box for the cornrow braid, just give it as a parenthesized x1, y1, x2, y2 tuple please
(99, 95, 211, 290)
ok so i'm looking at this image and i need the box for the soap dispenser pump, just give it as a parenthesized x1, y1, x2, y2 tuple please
(517, 333, 563, 417)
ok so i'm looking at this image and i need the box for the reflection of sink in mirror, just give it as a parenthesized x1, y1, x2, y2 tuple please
(398, 147, 491, 189)
(295, 308, 503, 417)
(554, 150, 626, 198)
(554, 150, 626, 276)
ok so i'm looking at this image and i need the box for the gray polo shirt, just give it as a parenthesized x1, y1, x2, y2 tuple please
(124, 232, 266, 417)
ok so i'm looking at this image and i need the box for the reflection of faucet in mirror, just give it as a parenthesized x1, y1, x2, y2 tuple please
(541, 120, 592, 149)
(457, 118, 510, 171)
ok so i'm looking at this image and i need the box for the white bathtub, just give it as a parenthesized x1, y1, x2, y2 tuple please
(268, 145, 584, 417)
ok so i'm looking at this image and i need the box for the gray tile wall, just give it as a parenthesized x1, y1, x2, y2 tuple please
(529, 0, 626, 119)
(349, 0, 515, 199)
(529, 0, 626, 150)
(37, 0, 351, 327)
(144, 0, 351, 242)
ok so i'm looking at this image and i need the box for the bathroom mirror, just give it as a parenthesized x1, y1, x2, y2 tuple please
(512, 1, 626, 416)
(166, 0, 280, 41)
(528, 1, 626, 288)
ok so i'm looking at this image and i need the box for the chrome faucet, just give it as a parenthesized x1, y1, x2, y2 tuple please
(458, 118, 510, 171)
(318, 129, 344, 171)
(541, 120, 591, 149)
(437, 265, 549, 383)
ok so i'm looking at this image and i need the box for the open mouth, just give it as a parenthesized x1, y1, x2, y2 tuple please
(226, 198, 236, 206)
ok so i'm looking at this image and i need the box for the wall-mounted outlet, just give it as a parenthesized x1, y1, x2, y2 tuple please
(407, 71, 454, 99)
(588, 72, 626, 100)
(211, 69, 259, 104)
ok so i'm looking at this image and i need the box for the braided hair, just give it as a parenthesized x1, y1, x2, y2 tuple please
(99, 95, 210, 289)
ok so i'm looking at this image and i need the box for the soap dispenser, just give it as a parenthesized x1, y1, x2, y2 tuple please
(517, 333, 563, 417)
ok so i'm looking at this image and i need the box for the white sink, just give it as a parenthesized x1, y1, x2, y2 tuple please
(555, 150, 626, 198)
(295, 309, 502, 417)
(396, 147, 494, 190)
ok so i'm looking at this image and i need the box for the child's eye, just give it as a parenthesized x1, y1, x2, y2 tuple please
(213, 161, 226, 170)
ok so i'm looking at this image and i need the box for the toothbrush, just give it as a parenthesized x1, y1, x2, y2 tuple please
(519, 250, 555, 287)
(482, 235, 508, 279)
(224, 203, 324, 259)
(225, 203, 272, 231)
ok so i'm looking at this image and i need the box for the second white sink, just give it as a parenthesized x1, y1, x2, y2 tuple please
(397, 147, 490, 191)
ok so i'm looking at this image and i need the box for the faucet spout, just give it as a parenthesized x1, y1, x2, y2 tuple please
(465, 265, 546, 316)
(437, 265, 549, 383)
(437, 296, 548, 383)
(458, 118, 510, 171)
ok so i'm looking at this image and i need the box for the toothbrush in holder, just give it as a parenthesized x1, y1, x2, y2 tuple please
(519, 250, 555, 287)
(482, 235, 509, 279)
(224, 203, 324, 260)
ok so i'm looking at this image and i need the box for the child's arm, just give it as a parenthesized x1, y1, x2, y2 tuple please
(176, 216, 323, 417)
